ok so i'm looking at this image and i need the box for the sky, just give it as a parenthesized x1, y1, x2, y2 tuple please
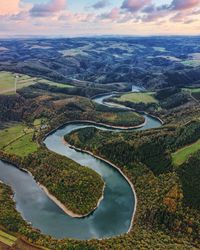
(0, 0, 200, 37)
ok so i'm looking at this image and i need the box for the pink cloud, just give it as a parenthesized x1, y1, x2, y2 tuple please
(100, 8, 121, 21)
(0, 0, 21, 15)
(30, 0, 67, 17)
(171, 0, 200, 10)
(121, 0, 152, 12)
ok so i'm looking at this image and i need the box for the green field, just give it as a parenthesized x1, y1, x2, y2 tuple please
(0, 71, 38, 94)
(116, 92, 158, 104)
(0, 123, 38, 157)
(5, 133, 38, 157)
(0, 71, 73, 95)
(0, 230, 16, 246)
(172, 139, 200, 166)
(0, 124, 25, 149)
(38, 79, 73, 88)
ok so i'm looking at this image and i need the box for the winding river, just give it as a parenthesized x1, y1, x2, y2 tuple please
(0, 91, 162, 240)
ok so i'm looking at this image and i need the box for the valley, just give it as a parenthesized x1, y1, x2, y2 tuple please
(0, 37, 200, 249)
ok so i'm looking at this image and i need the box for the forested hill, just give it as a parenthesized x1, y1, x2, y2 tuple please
(1, 37, 200, 90)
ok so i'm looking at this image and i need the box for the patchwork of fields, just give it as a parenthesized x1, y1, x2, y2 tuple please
(0, 71, 73, 95)
(0, 122, 40, 157)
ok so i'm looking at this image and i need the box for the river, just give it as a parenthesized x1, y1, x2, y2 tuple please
(0, 91, 161, 240)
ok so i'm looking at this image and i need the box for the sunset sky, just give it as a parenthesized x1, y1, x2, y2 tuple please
(1, 0, 200, 37)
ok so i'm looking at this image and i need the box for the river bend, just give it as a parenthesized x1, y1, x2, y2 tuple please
(0, 92, 161, 240)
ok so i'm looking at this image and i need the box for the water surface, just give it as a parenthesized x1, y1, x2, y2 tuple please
(0, 91, 161, 239)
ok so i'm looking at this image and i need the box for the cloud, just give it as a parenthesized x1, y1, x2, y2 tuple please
(138, 0, 200, 24)
(100, 8, 121, 21)
(171, 0, 200, 11)
(121, 0, 152, 13)
(0, 0, 21, 15)
(142, 4, 156, 13)
(30, 0, 67, 17)
(10, 11, 29, 21)
(92, 0, 109, 9)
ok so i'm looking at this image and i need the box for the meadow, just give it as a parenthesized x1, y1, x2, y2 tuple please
(0, 122, 39, 157)
(0, 71, 73, 95)
(115, 92, 158, 104)
(172, 139, 200, 166)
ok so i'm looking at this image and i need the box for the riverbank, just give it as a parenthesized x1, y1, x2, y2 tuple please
(62, 137, 137, 233)
(40, 183, 105, 218)
(68, 119, 147, 130)
(22, 163, 105, 219)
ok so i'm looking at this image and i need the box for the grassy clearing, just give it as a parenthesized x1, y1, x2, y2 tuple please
(0, 71, 73, 95)
(5, 133, 38, 157)
(0, 124, 25, 149)
(172, 139, 200, 166)
(0, 123, 38, 157)
(0, 230, 16, 246)
(38, 79, 73, 88)
(116, 92, 158, 104)
(0, 71, 37, 94)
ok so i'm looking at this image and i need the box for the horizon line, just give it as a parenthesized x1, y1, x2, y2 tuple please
(0, 34, 200, 40)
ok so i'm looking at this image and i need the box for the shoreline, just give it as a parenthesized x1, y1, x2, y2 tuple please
(62, 137, 137, 233)
(71, 119, 147, 130)
(23, 168, 105, 219)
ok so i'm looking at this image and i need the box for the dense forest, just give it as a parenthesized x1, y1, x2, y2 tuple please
(0, 89, 144, 129)
(25, 150, 104, 215)
(65, 116, 200, 249)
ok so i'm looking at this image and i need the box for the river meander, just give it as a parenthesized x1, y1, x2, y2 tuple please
(0, 92, 162, 240)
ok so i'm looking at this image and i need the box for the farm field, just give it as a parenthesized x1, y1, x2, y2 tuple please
(0, 123, 39, 157)
(0, 230, 16, 247)
(172, 138, 200, 166)
(115, 92, 158, 104)
(0, 124, 26, 149)
(5, 133, 38, 157)
(0, 71, 73, 94)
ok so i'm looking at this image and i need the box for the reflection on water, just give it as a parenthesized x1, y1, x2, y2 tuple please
(0, 90, 162, 240)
